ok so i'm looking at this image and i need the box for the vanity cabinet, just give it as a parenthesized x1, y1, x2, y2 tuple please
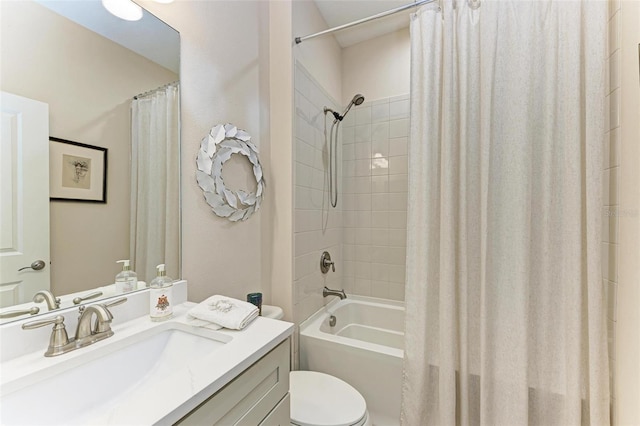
(177, 338, 290, 425)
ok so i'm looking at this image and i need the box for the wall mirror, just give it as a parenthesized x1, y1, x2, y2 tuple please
(0, 0, 180, 323)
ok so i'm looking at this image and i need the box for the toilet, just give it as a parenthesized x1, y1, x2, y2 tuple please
(289, 370, 371, 426)
(261, 305, 371, 426)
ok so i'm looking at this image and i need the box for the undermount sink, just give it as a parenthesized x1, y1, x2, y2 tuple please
(1, 322, 230, 425)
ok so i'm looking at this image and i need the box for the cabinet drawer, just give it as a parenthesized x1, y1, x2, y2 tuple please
(177, 339, 290, 426)
(259, 394, 290, 426)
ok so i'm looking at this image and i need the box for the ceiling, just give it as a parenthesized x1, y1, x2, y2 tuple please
(34, 0, 179, 74)
(312, 0, 416, 47)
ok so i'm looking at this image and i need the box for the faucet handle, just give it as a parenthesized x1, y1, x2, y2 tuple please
(104, 297, 127, 309)
(320, 251, 336, 273)
(22, 315, 70, 357)
(73, 291, 104, 305)
(93, 297, 127, 333)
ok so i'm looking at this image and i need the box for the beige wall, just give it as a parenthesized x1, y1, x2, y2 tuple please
(292, 0, 343, 104)
(342, 28, 411, 105)
(267, 0, 294, 321)
(0, 1, 177, 295)
(138, 0, 283, 305)
(613, 0, 640, 424)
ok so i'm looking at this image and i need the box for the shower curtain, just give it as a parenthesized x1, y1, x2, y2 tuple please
(130, 83, 180, 283)
(402, 0, 609, 424)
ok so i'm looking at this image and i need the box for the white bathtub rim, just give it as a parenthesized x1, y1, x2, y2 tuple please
(299, 295, 405, 359)
(301, 294, 404, 327)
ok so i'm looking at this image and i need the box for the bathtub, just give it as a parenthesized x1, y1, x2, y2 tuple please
(299, 296, 404, 425)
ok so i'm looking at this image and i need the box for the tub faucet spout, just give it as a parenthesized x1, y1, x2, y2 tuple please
(323, 286, 347, 300)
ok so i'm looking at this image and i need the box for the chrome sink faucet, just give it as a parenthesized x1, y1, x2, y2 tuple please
(323, 286, 347, 300)
(32, 289, 61, 311)
(22, 297, 127, 357)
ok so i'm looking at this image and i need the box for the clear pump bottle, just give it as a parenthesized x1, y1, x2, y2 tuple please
(115, 260, 137, 294)
(149, 264, 173, 321)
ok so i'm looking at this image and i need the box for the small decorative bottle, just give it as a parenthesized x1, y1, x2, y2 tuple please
(115, 260, 137, 294)
(149, 264, 173, 321)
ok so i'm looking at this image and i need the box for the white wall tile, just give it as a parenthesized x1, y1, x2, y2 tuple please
(372, 103, 390, 122)
(389, 193, 408, 211)
(372, 211, 389, 228)
(372, 193, 389, 211)
(354, 279, 372, 296)
(355, 124, 371, 143)
(371, 281, 390, 299)
(355, 159, 371, 176)
(387, 247, 407, 265)
(389, 137, 408, 156)
(389, 174, 408, 193)
(389, 156, 408, 175)
(342, 126, 355, 144)
(353, 176, 371, 194)
(342, 109, 356, 127)
(389, 211, 408, 229)
(296, 163, 313, 188)
(355, 105, 372, 125)
(371, 176, 389, 193)
(338, 93, 410, 302)
(371, 263, 390, 281)
(389, 118, 409, 138)
(342, 142, 355, 161)
(371, 155, 389, 175)
(388, 282, 405, 301)
(372, 138, 390, 158)
(295, 64, 312, 99)
(390, 94, 410, 102)
(389, 229, 406, 247)
(390, 99, 410, 120)
(354, 245, 372, 262)
(371, 122, 390, 142)
(371, 229, 389, 246)
(355, 142, 372, 159)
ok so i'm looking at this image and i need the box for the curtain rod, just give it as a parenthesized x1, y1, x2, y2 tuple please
(294, 0, 438, 45)
(133, 81, 179, 100)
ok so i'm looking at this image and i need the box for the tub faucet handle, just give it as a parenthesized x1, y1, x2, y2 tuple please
(320, 251, 335, 273)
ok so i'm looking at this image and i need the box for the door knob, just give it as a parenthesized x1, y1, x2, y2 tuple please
(18, 260, 46, 271)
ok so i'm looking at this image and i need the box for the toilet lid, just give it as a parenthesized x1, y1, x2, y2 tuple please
(290, 371, 367, 426)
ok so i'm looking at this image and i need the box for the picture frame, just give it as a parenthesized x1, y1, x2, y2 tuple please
(49, 137, 108, 203)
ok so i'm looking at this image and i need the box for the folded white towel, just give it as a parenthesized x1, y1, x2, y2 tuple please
(187, 295, 259, 330)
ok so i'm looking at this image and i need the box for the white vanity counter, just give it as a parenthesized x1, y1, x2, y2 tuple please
(0, 292, 293, 425)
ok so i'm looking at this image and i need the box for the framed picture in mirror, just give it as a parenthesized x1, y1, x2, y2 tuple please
(49, 137, 108, 203)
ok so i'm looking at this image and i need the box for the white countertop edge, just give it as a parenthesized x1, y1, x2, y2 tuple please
(1, 301, 294, 425)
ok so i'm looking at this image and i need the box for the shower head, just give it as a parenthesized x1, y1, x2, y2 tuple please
(337, 93, 365, 121)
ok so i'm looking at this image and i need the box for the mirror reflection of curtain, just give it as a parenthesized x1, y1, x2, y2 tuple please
(130, 82, 180, 283)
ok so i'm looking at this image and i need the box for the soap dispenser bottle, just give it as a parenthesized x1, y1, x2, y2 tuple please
(115, 260, 137, 293)
(149, 264, 173, 321)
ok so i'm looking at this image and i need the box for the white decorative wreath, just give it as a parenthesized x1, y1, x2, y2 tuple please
(196, 123, 265, 222)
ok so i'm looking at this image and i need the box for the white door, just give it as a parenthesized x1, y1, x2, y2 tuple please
(0, 91, 50, 308)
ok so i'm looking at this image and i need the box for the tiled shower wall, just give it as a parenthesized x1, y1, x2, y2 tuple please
(293, 62, 343, 341)
(293, 63, 411, 362)
(294, 63, 411, 319)
(341, 97, 409, 301)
